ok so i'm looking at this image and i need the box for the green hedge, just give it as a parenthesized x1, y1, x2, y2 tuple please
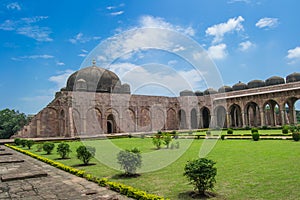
(5, 144, 167, 200)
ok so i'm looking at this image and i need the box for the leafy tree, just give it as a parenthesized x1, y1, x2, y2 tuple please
(14, 138, 22, 146)
(162, 133, 172, 148)
(0, 109, 28, 139)
(26, 140, 34, 149)
(43, 142, 55, 154)
(20, 139, 27, 147)
(76, 146, 95, 165)
(117, 148, 142, 175)
(57, 142, 71, 159)
(152, 135, 162, 149)
(184, 158, 217, 196)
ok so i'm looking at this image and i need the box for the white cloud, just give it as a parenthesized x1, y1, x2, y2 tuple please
(286, 46, 300, 65)
(49, 70, 75, 89)
(206, 16, 244, 43)
(7, 2, 21, 10)
(108, 62, 203, 96)
(56, 62, 65, 66)
(208, 44, 227, 60)
(110, 11, 124, 16)
(239, 41, 254, 51)
(0, 16, 52, 42)
(69, 33, 100, 44)
(256, 17, 279, 29)
(78, 53, 87, 57)
(12, 54, 54, 60)
(139, 15, 195, 36)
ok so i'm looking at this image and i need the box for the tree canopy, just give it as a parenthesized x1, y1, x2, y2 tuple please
(0, 108, 28, 139)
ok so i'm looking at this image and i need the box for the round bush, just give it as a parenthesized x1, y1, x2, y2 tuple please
(57, 142, 71, 159)
(184, 158, 217, 195)
(43, 142, 55, 154)
(117, 148, 142, 175)
(252, 132, 260, 141)
(14, 138, 22, 146)
(220, 135, 225, 140)
(282, 127, 289, 134)
(227, 128, 233, 134)
(292, 132, 300, 141)
(26, 140, 34, 149)
(76, 146, 95, 165)
(251, 128, 259, 134)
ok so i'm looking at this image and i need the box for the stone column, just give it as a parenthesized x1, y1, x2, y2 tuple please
(69, 107, 74, 137)
(226, 113, 230, 128)
(242, 112, 246, 128)
(260, 111, 265, 127)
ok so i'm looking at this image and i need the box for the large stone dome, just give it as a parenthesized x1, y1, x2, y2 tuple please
(232, 81, 248, 91)
(247, 80, 266, 88)
(218, 85, 233, 93)
(286, 72, 300, 83)
(66, 65, 129, 93)
(265, 76, 285, 86)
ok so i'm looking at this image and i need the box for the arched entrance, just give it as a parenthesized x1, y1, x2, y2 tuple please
(245, 102, 260, 127)
(229, 104, 243, 128)
(107, 114, 116, 133)
(285, 97, 299, 125)
(215, 106, 226, 128)
(264, 100, 281, 126)
(201, 107, 210, 128)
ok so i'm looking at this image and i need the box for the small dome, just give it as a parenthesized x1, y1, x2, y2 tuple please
(286, 72, 300, 83)
(218, 86, 233, 93)
(195, 91, 204, 96)
(265, 76, 285, 86)
(247, 80, 266, 88)
(232, 81, 248, 91)
(204, 88, 218, 95)
(66, 66, 122, 93)
(180, 90, 195, 96)
(121, 84, 131, 94)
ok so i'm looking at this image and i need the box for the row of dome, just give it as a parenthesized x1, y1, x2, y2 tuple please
(180, 72, 300, 96)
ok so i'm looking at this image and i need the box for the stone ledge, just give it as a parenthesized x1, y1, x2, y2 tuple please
(0, 153, 13, 156)
(1, 171, 48, 182)
(0, 159, 24, 164)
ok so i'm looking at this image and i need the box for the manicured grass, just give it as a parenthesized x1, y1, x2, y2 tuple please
(24, 138, 300, 199)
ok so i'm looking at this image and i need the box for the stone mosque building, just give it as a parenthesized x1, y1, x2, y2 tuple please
(18, 62, 300, 138)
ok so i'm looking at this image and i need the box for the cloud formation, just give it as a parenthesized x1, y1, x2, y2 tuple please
(6, 2, 21, 10)
(206, 16, 244, 44)
(0, 16, 52, 42)
(12, 54, 54, 60)
(256, 17, 279, 29)
(208, 44, 227, 59)
(139, 15, 195, 36)
(49, 70, 75, 89)
(106, 3, 125, 16)
(69, 33, 101, 44)
(239, 41, 254, 51)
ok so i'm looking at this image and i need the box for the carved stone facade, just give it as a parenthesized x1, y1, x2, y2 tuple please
(18, 67, 300, 138)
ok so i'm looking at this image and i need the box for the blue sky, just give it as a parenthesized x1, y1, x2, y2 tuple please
(0, 0, 300, 114)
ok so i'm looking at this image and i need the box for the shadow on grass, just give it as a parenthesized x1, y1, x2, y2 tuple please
(71, 163, 97, 167)
(111, 173, 141, 179)
(54, 157, 71, 160)
(178, 191, 217, 199)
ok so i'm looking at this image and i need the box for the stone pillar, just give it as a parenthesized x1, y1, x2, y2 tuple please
(280, 110, 285, 125)
(226, 113, 230, 128)
(260, 111, 265, 127)
(242, 112, 246, 128)
(36, 119, 41, 137)
(199, 113, 203, 128)
(69, 107, 74, 137)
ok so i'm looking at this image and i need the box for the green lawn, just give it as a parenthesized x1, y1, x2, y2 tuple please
(25, 138, 300, 199)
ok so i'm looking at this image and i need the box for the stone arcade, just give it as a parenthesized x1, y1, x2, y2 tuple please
(18, 64, 300, 138)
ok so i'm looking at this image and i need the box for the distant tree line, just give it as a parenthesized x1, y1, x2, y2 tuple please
(0, 108, 28, 139)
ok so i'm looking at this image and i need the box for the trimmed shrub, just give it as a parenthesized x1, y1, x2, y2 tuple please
(251, 128, 259, 134)
(227, 128, 233, 134)
(244, 126, 251, 130)
(26, 140, 34, 149)
(252, 132, 260, 141)
(43, 142, 55, 154)
(36, 144, 43, 152)
(14, 138, 22, 146)
(206, 131, 211, 136)
(282, 125, 289, 134)
(117, 148, 142, 175)
(184, 158, 217, 195)
(76, 146, 96, 165)
(57, 142, 71, 159)
(20, 139, 27, 147)
(292, 132, 300, 141)
(289, 125, 296, 133)
(221, 135, 225, 140)
(261, 125, 269, 130)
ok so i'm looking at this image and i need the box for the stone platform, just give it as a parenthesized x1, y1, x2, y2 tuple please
(0, 145, 132, 199)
